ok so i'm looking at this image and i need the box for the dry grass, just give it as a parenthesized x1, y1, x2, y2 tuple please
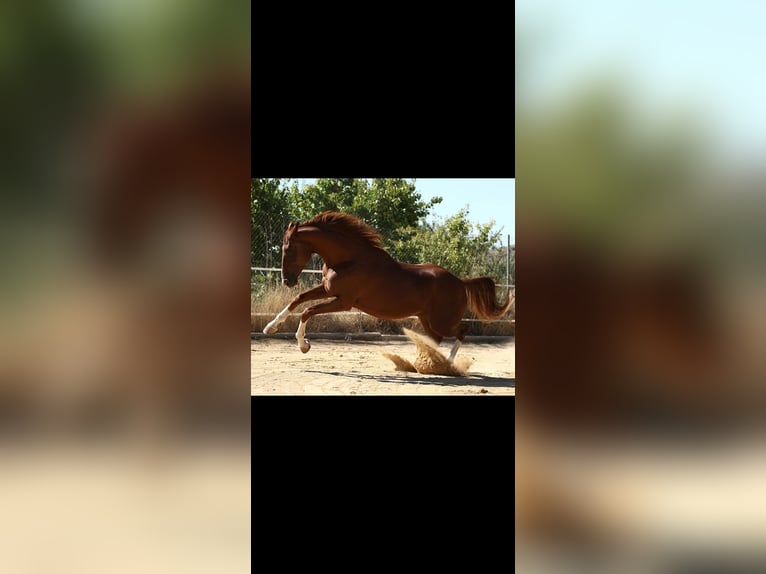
(251, 285, 514, 336)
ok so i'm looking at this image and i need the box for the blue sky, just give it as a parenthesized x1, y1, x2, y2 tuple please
(296, 179, 515, 246)
(517, 0, 766, 168)
(415, 178, 515, 245)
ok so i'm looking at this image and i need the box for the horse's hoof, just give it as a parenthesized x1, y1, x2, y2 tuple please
(299, 339, 311, 353)
(263, 324, 277, 335)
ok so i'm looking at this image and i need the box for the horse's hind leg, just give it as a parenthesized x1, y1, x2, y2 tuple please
(447, 323, 470, 362)
(295, 297, 353, 353)
(263, 284, 327, 334)
(424, 313, 469, 363)
(417, 315, 444, 345)
(420, 313, 469, 363)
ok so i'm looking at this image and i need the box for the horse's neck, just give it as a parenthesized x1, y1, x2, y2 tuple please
(299, 227, 359, 266)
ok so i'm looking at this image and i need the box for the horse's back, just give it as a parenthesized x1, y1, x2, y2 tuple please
(398, 262, 467, 306)
(350, 260, 466, 319)
(399, 262, 461, 281)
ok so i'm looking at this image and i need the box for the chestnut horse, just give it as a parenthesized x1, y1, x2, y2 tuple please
(262, 211, 513, 360)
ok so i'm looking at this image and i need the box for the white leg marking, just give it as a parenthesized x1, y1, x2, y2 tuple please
(263, 304, 291, 334)
(448, 339, 462, 363)
(296, 319, 310, 353)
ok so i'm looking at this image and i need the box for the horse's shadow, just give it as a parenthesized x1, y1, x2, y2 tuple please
(303, 370, 515, 389)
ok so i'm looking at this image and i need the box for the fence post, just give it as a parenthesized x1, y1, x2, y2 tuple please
(506, 234, 510, 297)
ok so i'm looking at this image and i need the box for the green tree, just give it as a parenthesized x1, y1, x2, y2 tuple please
(288, 178, 442, 256)
(251, 178, 294, 267)
(483, 244, 515, 285)
(251, 179, 508, 284)
(353, 179, 441, 247)
(288, 178, 365, 219)
(394, 208, 503, 279)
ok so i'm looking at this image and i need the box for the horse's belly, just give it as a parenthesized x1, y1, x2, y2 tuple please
(352, 299, 420, 320)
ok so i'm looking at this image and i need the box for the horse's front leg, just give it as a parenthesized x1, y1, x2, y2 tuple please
(296, 297, 352, 353)
(263, 284, 328, 334)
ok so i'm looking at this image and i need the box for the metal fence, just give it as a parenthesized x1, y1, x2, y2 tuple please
(251, 211, 293, 270)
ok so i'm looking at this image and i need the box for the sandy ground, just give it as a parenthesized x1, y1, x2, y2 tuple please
(251, 336, 515, 395)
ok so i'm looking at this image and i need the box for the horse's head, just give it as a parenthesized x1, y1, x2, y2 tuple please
(281, 221, 312, 287)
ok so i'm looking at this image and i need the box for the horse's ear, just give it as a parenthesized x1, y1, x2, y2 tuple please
(287, 221, 297, 230)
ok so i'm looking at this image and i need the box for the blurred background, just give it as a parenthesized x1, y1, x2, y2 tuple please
(0, 2, 250, 572)
(516, 1, 766, 572)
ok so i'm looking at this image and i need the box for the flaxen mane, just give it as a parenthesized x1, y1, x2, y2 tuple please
(302, 211, 384, 249)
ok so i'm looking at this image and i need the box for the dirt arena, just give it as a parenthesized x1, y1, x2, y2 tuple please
(251, 336, 515, 395)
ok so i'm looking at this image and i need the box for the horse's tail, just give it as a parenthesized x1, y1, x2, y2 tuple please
(463, 277, 514, 319)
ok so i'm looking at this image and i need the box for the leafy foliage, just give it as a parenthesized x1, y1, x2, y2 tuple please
(251, 178, 512, 283)
(251, 178, 294, 268)
(288, 178, 442, 249)
(393, 208, 505, 280)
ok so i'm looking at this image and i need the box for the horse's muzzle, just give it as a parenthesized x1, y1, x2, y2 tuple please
(283, 278, 297, 287)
